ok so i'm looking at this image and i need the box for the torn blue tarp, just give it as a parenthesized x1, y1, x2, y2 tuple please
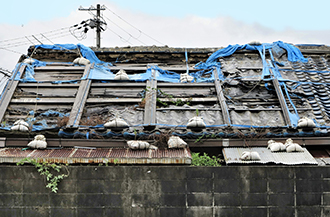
(195, 41, 308, 70)
(16, 43, 216, 83)
(34, 43, 107, 65)
(84, 65, 215, 83)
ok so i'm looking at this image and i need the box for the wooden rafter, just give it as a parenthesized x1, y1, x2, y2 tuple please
(66, 63, 94, 127)
(0, 64, 26, 122)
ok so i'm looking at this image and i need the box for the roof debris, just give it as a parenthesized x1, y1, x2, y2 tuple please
(0, 41, 329, 164)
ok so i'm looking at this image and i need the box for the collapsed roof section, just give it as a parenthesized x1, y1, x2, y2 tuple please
(0, 42, 330, 144)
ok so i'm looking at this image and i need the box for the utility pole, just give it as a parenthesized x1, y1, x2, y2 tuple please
(79, 4, 105, 48)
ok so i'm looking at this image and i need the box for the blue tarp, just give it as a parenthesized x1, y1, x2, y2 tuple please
(195, 41, 308, 70)
(16, 43, 215, 83)
(6, 41, 313, 131)
(35, 44, 105, 65)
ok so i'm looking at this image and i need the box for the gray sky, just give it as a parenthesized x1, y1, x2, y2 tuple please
(0, 0, 329, 70)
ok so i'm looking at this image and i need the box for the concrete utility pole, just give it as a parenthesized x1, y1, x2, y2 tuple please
(79, 4, 105, 48)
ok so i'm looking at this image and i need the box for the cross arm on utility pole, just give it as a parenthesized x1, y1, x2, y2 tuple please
(78, 4, 106, 48)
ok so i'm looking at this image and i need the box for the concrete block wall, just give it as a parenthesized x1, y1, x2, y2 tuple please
(0, 165, 330, 217)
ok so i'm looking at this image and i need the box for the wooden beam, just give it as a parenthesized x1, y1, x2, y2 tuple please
(213, 68, 231, 126)
(35, 66, 84, 71)
(270, 68, 292, 126)
(89, 82, 215, 88)
(66, 64, 93, 127)
(10, 98, 75, 104)
(158, 83, 214, 87)
(143, 68, 157, 128)
(0, 64, 26, 122)
(11, 97, 218, 104)
(4, 136, 330, 148)
(18, 83, 80, 88)
(108, 66, 198, 72)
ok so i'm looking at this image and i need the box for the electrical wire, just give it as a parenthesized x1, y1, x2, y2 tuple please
(40, 34, 81, 56)
(0, 26, 70, 44)
(103, 5, 165, 46)
(0, 26, 73, 49)
(84, 11, 133, 45)
(102, 14, 147, 46)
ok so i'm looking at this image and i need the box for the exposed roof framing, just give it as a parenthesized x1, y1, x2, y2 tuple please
(213, 67, 231, 126)
(0, 64, 26, 122)
(143, 66, 157, 128)
(1, 42, 330, 150)
(67, 63, 93, 127)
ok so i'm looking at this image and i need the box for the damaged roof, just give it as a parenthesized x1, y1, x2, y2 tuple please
(1, 42, 330, 164)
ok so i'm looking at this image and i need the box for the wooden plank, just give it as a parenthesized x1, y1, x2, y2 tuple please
(8, 104, 73, 110)
(35, 66, 84, 71)
(18, 83, 80, 88)
(144, 68, 157, 126)
(67, 64, 93, 127)
(0, 64, 26, 122)
(10, 98, 75, 104)
(16, 87, 77, 97)
(91, 82, 146, 87)
(86, 97, 217, 103)
(270, 68, 292, 126)
(158, 83, 214, 87)
(213, 68, 231, 126)
(11, 97, 217, 104)
(87, 98, 142, 103)
(157, 88, 214, 97)
(33, 73, 83, 81)
(90, 82, 215, 88)
(108, 66, 198, 72)
(160, 97, 217, 102)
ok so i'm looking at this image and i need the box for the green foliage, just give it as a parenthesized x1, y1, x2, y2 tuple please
(156, 88, 191, 107)
(194, 133, 217, 143)
(191, 152, 221, 167)
(134, 129, 138, 140)
(17, 157, 69, 193)
(157, 98, 168, 107)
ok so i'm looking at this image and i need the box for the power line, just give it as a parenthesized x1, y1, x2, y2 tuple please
(102, 14, 147, 46)
(0, 46, 25, 55)
(32, 35, 43, 45)
(0, 30, 72, 49)
(41, 33, 54, 44)
(0, 26, 71, 45)
(103, 5, 165, 46)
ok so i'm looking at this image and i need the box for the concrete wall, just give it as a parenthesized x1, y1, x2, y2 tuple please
(0, 165, 330, 217)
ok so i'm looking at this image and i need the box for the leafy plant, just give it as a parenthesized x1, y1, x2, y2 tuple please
(191, 152, 221, 167)
(156, 98, 168, 107)
(17, 157, 69, 193)
(194, 133, 217, 143)
(156, 88, 191, 107)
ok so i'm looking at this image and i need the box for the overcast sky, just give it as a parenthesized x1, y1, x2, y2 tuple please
(0, 0, 329, 70)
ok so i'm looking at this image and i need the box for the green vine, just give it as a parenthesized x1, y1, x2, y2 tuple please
(156, 88, 191, 107)
(17, 157, 69, 193)
(194, 133, 217, 143)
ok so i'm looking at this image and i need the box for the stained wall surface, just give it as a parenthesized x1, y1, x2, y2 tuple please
(1, 165, 330, 217)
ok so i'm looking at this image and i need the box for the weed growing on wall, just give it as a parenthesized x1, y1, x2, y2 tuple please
(17, 157, 69, 193)
(191, 152, 221, 167)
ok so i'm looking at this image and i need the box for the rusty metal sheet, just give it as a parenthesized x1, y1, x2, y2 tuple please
(0, 147, 191, 164)
(223, 147, 318, 165)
